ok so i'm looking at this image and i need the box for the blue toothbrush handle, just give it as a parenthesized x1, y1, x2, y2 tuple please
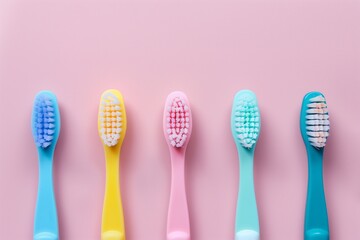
(34, 152, 58, 240)
(305, 148, 329, 240)
(235, 148, 259, 240)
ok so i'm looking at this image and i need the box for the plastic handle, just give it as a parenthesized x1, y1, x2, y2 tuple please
(167, 150, 190, 240)
(304, 147, 329, 240)
(34, 151, 58, 240)
(102, 149, 125, 240)
(235, 147, 259, 240)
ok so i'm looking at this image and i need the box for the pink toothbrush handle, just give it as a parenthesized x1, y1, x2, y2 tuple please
(167, 150, 190, 240)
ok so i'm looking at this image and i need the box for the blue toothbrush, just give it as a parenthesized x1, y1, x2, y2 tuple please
(32, 91, 60, 240)
(300, 91, 330, 240)
(231, 90, 261, 240)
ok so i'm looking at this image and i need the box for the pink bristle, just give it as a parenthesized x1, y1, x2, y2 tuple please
(165, 95, 191, 148)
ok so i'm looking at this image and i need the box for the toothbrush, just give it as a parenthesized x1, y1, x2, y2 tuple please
(300, 92, 330, 240)
(98, 89, 127, 240)
(231, 90, 261, 240)
(163, 91, 192, 240)
(32, 91, 60, 240)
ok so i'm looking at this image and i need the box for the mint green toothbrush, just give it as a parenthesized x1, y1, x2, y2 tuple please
(300, 92, 330, 240)
(32, 91, 60, 240)
(231, 90, 260, 240)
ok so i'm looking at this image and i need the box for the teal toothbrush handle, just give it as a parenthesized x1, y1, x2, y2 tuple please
(34, 151, 58, 240)
(235, 147, 259, 240)
(305, 147, 329, 240)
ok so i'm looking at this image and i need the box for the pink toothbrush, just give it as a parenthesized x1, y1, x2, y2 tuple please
(163, 91, 192, 240)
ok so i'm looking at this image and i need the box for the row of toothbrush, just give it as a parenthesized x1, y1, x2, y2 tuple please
(32, 89, 330, 240)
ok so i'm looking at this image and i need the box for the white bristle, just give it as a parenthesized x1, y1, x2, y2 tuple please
(306, 95, 330, 148)
(306, 108, 328, 114)
(165, 96, 191, 148)
(309, 96, 326, 102)
(306, 114, 329, 120)
(99, 92, 122, 147)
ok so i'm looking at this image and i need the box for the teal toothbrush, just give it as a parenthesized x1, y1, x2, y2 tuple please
(32, 91, 60, 240)
(300, 92, 330, 240)
(231, 90, 261, 240)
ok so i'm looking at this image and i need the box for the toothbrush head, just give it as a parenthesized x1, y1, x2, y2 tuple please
(31, 91, 61, 149)
(231, 90, 261, 149)
(300, 92, 330, 149)
(163, 91, 192, 148)
(98, 90, 127, 148)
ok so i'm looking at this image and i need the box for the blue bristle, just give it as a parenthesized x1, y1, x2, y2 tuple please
(33, 94, 56, 148)
(233, 93, 261, 149)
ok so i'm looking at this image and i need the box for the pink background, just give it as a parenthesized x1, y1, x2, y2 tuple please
(0, 1, 359, 239)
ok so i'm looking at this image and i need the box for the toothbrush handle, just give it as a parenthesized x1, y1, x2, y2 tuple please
(167, 151, 190, 240)
(102, 150, 125, 240)
(305, 149, 329, 240)
(235, 148, 259, 240)
(34, 152, 58, 240)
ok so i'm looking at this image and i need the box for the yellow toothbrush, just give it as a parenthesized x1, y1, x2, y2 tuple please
(98, 89, 127, 240)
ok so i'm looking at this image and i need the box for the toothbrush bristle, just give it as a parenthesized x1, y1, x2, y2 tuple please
(99, 92, 123, 147)
(233, 95, 260, 149)
(32, 94, 56, 148)
(165, 95, 191, 148)
(306, 95, 330, 148)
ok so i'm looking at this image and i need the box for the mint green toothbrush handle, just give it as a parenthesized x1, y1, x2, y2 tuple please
(34, 152, 58, 240)
(305, 148, 329, 240)
(235, 147, 259, 240)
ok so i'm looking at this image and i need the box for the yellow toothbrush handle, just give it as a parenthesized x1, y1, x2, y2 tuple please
(101, 148, 125, 240)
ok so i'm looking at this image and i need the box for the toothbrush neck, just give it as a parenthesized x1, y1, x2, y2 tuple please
(102, 147, 125, 238)
(38, 151, 54, 178)
(34, 150, 58, 239)
(169, 150, 186, 190)
(239, 147, 254, 170)
(105, 149, 120, 180)
(170, 149, 185, 172)
(235, 146, 259, 234)
(305, 148, 328, 233)
(308, 150, 324, 182)
(167, 148, 190, 239)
